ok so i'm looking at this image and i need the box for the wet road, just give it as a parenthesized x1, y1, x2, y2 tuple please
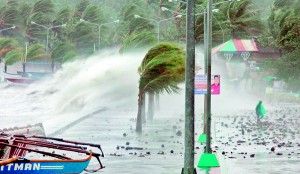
(56, 105, 300, 174)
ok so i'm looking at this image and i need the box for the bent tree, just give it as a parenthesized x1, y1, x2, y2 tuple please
(136, 42, 185, 132)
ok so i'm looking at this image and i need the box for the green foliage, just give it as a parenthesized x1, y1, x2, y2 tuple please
(136, 42, 185, 132)
(68, 22, 95, 55)
(53, 8, 72, 25)
(73, 0, 90, 19)
(51, 8, 72, 42)
(67, 2, 106, 52)
(278, 17, 300, 50)
(260, 0, 300, 92)
(267, 0, 300, 50)
(138, 42, 185, 94)
(32, 0, 54, 14)
(117, 1, 155, 38)
(26, 0, 55, 40)
(81, 5, 104, 24)
(3, 49, 22, 65)
(51, 41, 76, 62)
(0, 6, 21, 25)
(0, 38, 19, 50)
(264, 49, 300, 92)
(61, 50, 77, 62)
(19, 3, 33, 26)
(120, 30, 156, 53)
(26, 44, 47, 61)
(3, 43, 46, 65)
(216, 0, 264, 38)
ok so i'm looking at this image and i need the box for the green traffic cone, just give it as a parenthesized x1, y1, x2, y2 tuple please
(198, 134, 206, 143)
(197, 153, 220, 168)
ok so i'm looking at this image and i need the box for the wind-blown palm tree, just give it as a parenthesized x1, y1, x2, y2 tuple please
(267, 0, 300, 50)
(116, 1, 156, 50)
(68, 3, 105, 54)
(136, 42, 185, 132)
(3, 44, 46, 69)
(216, 0, 264, 39)
(120, 30, 156, 53)
(52, 7, 72, 42)
(261, 0, 300, 92)
(0, 37, 20, 72)
(25, 0, 55, 42)
(73, 0, 91, 20)
(51, 41, 77, 63)
(0, 3, 21, 39)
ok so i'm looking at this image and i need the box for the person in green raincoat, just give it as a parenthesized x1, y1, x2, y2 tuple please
(255, 100, 266, 124)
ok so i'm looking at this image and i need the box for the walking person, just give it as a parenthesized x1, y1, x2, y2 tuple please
(255, 100, 266, 125)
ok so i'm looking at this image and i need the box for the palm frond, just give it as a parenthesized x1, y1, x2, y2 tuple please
(120, 30, 156, 53)
(26, 44, 46, 60)
(32, 0, 54, 14)
(0, 37, 19, 50)
(138, 42, 185, 94)
(3, 49, 22, 65)
(81, 5, 104, 24)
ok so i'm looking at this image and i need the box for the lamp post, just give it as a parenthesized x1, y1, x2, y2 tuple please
(31, 21, 66, 72)
(0, 25, 16, 33)
(167, 0, 231, 43)
(31, 21, 66, 54)
(164, 1, 229, 141)
(206, 0, 213, 154)
(80, 19, 120, 49)
(162, 6, 225, 43)
(197, 0, 220, 168)
(134, 14, 182, 42)
(168, 0, 232, 7)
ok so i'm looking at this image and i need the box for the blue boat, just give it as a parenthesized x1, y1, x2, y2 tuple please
(0, 133, 105, 173)
(0, 152, 92, 173)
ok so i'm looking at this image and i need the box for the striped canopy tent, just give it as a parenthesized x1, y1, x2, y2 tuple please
(213, 39, 259, 62)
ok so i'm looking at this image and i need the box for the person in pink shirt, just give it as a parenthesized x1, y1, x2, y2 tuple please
(211, 75, 220, 94)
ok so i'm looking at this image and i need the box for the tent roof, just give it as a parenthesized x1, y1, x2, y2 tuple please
(213, 39, 259, 54)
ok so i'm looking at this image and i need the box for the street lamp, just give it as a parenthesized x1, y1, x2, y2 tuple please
(31, 21, 66, 54)
(166, 0, 232, 43)
(168, 0, 232, 7)
(0, 25, 16, 33)
(161, 6, 225, 43)
(80, 19, 120, 49)
(31, 21, 66, 72)
(134, 14, 182, 42)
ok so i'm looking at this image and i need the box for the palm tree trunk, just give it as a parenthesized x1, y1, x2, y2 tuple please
(155, 93, 160, 111)
(136, 91, 144, 132)
(51, 59, 55, 73)
(22, 62, 26, 73)
(142, 93, 146, 124)
(4, 64, 7, 73)
(148, 91, 154, 120)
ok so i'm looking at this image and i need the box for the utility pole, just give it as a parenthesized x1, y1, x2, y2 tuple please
(203, 8, 208, 134)
(183, 0, 195, 173)
(198, 0, 219, 168)
(205, 0, 213, 155)
(198, 8, 208, 144)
